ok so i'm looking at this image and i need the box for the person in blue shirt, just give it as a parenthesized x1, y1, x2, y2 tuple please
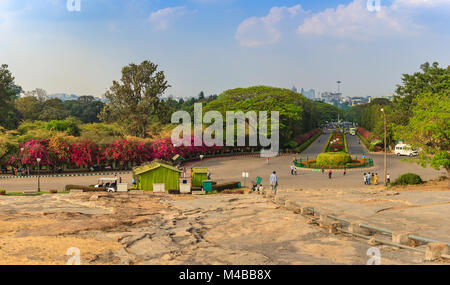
(270, 171, 278, 195)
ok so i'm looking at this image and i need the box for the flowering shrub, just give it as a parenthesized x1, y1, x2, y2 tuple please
(357, 127, 373, 140)
(19, 140, 50, 166)
(295, 129, 320, 145)
(70, 141, 103, 167)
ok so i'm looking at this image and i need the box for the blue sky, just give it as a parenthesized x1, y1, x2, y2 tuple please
(1, 0, 449, 99)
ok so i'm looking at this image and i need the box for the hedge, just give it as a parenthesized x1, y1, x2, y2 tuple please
(316, 152, 352, 167)
(294, 130, 323, 153)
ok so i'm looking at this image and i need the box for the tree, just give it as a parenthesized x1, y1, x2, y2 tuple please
(395, 63, 450, 177)
(205, 86, 311, 144)
(100, 60, 170, 138)
(24, 88, 48, 101)
(39, 98, 69, 121)
(0, 64, 22, 129)
(64, 96, 104, 123)
(393, 62, 448, 127)
(15, 96, 43, 121)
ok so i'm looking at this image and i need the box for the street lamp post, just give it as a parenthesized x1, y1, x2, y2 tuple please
(36, 158, 41, 192)
(381, 109, 387, 187)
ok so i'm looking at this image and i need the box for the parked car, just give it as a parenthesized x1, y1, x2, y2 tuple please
(94, 178, 119, 192)
(394, 143, 419, 157)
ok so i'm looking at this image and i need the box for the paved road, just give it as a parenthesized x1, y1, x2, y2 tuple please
(0, 132, 445, 192)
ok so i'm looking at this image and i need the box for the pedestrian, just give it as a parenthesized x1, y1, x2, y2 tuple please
(328, 168, 332, 179)
(119, 176, 122, 183)
(387, 173, 391, 184)
(294, 167, 297, 175)
(363, 173, 367, 185)
(270, 171, 278, 195)
(367, 172, 371, 185)
(290, 165, 294, 175)
(343, 167, 347, 176)
(373, 173, 378, 185)
(321, 166, 325, 175)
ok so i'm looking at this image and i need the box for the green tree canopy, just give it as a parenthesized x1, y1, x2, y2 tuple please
(100, 60, 170, 138)
(395, 63, 450, 176)
(205, 86, 317, 144)
(0, 64, 22, 129)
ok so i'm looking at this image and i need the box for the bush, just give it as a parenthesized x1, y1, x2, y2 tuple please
(391, 173, 424, 186)
(316, 152, 352, 167)
(45, 119, 80, 136)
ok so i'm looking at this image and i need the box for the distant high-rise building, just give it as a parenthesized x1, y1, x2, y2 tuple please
(291, 86, 298, 93)
(300, 88, 316, 99)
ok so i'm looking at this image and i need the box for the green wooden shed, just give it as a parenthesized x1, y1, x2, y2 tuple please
(134, 160, 182, 191)
(192, 167, 208, 187)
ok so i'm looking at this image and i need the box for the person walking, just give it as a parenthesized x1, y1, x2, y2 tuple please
(367, 172, 371, 185)
(343, 167, 347, 176)
(328, 168, 333, 179)
(387, 173, 391, 184)
(363, 173, 367, 185)
(270, 171, 278, 195)
(294, 167, 297, 175)
(290, 165, 294, 175)
(373, 173, 378, 185)
(321, 166, 325, 175)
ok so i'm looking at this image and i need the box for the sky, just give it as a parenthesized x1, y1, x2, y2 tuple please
(0, 0, 449, 99)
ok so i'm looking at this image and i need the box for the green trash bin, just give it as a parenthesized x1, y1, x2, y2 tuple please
(202, 180, 213, 193)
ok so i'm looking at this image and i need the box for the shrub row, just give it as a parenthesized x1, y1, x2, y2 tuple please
(294, 129, 323, 153)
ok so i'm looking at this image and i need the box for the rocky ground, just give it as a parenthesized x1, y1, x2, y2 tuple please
(0, 190, 447, 265)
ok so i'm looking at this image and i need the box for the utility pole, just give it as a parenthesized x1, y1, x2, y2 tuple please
(381, 108, 387, 187)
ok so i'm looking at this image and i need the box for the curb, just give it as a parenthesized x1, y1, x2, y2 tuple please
(258, 190, 450, 261)
(0, 171, 131, 180)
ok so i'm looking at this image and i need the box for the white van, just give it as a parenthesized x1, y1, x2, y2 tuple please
(394, 143, 418, 157)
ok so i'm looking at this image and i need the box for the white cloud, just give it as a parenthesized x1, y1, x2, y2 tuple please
(297, 0, 413, 40)
(393, 0, 450, 8)
(235, 5, 307, 47)
(149, 6, 187, 30)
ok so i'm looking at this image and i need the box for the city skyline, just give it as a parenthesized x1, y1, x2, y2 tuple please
(1, 0, 449, 99)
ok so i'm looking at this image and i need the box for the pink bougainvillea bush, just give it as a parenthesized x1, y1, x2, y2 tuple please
(294, 129, 320, 145)
(19, 139, 50, 166)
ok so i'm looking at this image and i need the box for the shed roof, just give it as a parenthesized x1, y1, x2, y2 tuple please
(134, 161, 182, 175)
(192, 167, 208, 174)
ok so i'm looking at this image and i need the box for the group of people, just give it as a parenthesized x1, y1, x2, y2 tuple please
(290, 165, 298, 175)
(12, 167, 30, 177)
(321, 166, 347, 179)
(363, 172, 379, 185)
(363, 172, 390, 185)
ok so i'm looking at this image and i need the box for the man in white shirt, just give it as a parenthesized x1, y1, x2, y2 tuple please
(270, 171, 278, 195)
